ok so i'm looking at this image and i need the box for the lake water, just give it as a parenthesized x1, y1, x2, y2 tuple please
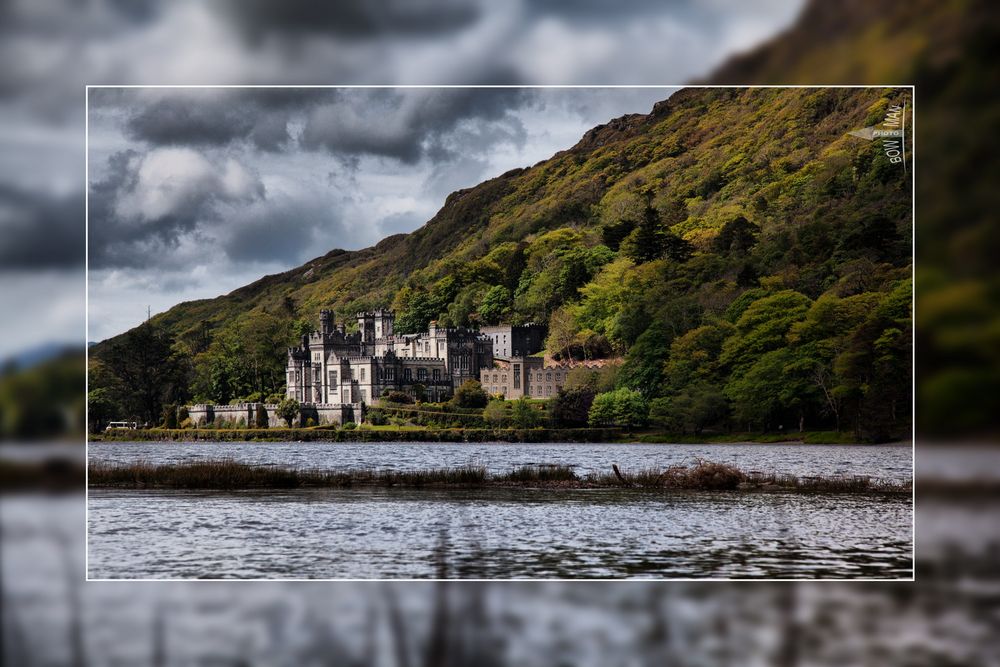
(88, 486, 912, 579)
(87, 441, 912, 580)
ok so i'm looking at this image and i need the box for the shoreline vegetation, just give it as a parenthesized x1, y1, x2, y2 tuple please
(90, 427, 888, 445)
(87, 459, 911, 495)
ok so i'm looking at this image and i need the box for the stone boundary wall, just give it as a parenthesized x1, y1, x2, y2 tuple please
(186, 403, 357, 428)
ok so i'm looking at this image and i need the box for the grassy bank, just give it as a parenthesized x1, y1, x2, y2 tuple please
(92, 427, 622, 443)
(630, 430, 878, 445)
(88, 459, 911, 495)
(90, 427, 889, 445)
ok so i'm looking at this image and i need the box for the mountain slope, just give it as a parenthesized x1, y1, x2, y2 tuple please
(97, 86, 909, 348)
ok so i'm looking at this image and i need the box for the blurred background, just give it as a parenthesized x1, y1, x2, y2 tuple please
(2, 0, 999, 664)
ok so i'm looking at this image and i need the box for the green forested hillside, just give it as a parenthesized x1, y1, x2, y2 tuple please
(91, 86, 912, 440)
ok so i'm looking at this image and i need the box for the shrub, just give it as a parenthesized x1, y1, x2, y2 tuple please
(235, 417, 246, 429)
(550, 387, 595, 427)
(342, 421, 357, 430)
(305, 417, 316, 428)
(510, 397, 541, 428)
(483, 400, 509, 426)
(382, 390, 413, 404)
(451, 379, 489, 409)
(588, 388, 648, 427)
(255, 404, 269, 428)
(179, 417, 193, 429)
(276, 398, 300, 427)
(177, 406, 189, 423)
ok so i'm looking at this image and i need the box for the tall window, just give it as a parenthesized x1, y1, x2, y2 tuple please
(513, 364, 521, 389)
(329, 370, 338, 387)
(417, 368, 427, 381)
(404, 368, 412, 382)
(433, 369, 441, 381)
(360, 368, 366, 381)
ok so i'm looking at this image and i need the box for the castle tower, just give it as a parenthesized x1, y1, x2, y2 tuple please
(357, 311, 376, 343)
(373, 309, 394, 339)
(319, 309, 333, 335)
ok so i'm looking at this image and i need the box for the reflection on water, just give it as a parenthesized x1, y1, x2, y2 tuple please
(89, 440, 914, 482)
(87, 487, 912, 579)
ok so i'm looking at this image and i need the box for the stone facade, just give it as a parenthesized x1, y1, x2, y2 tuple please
(479, 323, 545, 360)
(286, 309, 494, 408)
(187, 402, 356, 428)
(479, 356, 570, 399)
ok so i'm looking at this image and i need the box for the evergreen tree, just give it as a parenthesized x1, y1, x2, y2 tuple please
(255, 403, 269, 428)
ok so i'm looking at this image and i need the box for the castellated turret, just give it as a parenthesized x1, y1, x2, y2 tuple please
(319, 309, 333, 335)
(373, 309, 394, 339)
(357, 309, 395, 342)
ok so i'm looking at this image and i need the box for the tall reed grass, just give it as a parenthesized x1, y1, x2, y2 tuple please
(88, 458, 911, 494)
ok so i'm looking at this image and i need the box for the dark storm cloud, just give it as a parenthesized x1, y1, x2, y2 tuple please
(222, 195, 340, 265)
(88, 147, 265, 269)
(300, 88, 531, 164)
(124, 98, 256, 147)
(109, 88, 535, 162)
(105, 0, 163, 24)
(215, 0, 483, 41)
(528, 0, 695, 23)
(0, 184, 83, 269)
(118, 90, 331, 151)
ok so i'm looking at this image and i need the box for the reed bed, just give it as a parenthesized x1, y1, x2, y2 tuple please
(88, 458, 911, 494)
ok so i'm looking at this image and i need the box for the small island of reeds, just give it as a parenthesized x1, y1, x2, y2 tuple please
(87, 459, 911, 495)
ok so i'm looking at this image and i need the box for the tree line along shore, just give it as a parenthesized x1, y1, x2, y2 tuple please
(95, 381, 885, 444)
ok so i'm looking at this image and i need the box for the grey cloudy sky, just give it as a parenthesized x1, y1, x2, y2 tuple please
(0, 0, 805, 357)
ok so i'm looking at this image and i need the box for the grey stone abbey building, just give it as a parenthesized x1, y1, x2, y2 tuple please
(187, 309, 560, 428)
(285, 309, 494, 410)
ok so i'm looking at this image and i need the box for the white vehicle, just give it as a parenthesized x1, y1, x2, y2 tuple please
(105, 421, 139, 431)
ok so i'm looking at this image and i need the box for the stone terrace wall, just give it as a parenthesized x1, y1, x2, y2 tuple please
(186, 403, 356, 428)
